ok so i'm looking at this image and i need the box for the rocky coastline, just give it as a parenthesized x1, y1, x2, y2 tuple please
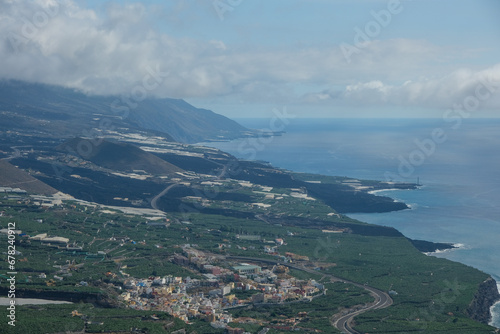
(467, 277, 500, 325)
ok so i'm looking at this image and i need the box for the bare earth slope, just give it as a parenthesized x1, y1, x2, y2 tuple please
(0, 160, 58, 195)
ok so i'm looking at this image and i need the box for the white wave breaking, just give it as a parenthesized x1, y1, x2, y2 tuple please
(489, 297, 500, 329)
(424, 243, 467, 256)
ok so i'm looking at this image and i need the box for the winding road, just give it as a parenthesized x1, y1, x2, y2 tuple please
(332, 282, 392, 333)
(150, 183, 178, 210)
(147, 155, 392, 332)
(227, 256, 392, 334)
(150, 155, 230, 211)
(1, 147, 21, 161)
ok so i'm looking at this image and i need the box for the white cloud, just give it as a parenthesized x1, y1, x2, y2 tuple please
(319, 65, 500, 110)
(0, 1, 498, 114)
(0, 0, 226, 97)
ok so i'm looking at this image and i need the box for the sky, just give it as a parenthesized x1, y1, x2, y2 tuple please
(1, 0, 500, 118)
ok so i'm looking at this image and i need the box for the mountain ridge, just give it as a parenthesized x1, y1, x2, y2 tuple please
(0, 80, 254, 143)
(58, 138, 183, 175)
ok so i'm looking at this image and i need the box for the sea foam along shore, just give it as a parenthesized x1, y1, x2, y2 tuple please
(489, 280, 500, 328)
(367, 188, 419, 209)
(367, 188, 401, 195)
(423, 243, 465, 256)
(366, 183, 424, 196)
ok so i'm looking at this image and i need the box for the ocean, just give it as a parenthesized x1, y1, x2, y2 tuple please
(200, 117, 500, 328)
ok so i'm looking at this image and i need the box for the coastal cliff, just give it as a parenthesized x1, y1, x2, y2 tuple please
(467, 277, 500, 324)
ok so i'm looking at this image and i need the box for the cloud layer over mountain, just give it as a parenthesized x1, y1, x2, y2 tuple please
(1, 0, 499, 116)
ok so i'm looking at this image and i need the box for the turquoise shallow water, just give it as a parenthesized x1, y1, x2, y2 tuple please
(201, 118, 500, 328)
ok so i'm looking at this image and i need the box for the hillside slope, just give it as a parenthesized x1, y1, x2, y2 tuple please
(125, 98, 250, 143)
(0, 160, 57, 195)
(59, 138, 183, 175)
(0, 80, 252, 143)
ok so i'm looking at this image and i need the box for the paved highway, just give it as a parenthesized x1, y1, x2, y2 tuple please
(227, 256, 392, 334)
(1, 147, 21, 161)
(150, 183, 178, 210)
(148, 153, 393, 333)
(150, 156, 229, 211)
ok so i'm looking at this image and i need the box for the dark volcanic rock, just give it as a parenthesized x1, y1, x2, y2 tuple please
(408, 239, 455, 253)
(59, 138, 183, 175)
(467, 277, 500, 324)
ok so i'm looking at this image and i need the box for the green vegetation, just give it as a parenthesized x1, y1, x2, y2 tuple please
(0, 175, 497, 334)
(2, 79, 497, 334)
(0, 303, 190, 334)
(228, 282, 373, 333)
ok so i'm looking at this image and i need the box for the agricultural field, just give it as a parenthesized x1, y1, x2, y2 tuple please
(0, 189, 497, 333)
